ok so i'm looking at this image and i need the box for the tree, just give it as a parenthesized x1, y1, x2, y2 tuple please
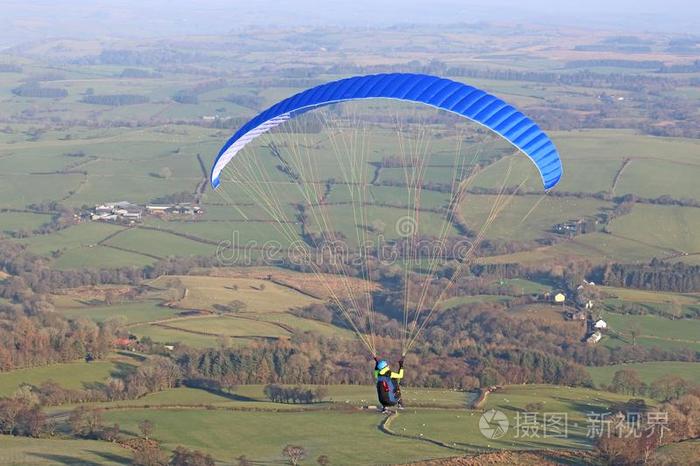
(139, 419, 154, 440)
(317, 454, 331, 465)
(105, 377, 126, 401)
(68, 406, 87, 436)
(169, 446, 215, 466)
(158, 167, 173, 179)
(650, 375, 690, 401)
(236, 456, 252, 466)
(629, 323, 641, 346)
(85, 408, 104, 437)
(226, 300, 247, 313)
(610, 369, 645, 396)
(132, 443, 169, 466)
(0, 398, 23, 435)
(282, 445, 307, 466)
(101, 423, 120, 442)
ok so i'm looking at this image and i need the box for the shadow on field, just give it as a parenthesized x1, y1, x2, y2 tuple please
(540, 451, 595, 465)
(87, 450, 132, 464)
(202, 386, 259, 402)
(110, 360, 139, 379)
(29, 453, 102, 465)
(182, 379, 260, 402)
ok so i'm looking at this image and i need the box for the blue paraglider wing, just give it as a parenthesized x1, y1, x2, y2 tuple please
(211, 73, 562, 189)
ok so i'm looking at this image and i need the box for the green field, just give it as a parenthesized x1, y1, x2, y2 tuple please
(609, 204, 700, 254)
(103, 408, 451, 464)
(479, 231, 673, 265)
(20, 221, 123, 256)
(52, 273, 351, 347)
(104, 227, 216, 259)
(57, 301, 179, 325)
(555, 131, 700, 198)
(149, 275, 319, 313)
(461, 195, 608, 242)
(53, 244, 157, 269)
(95, 384, 642, 463)
(0, 356, 137, 397)
(601, 312, 700, 351)
(163, 315, 291, 338)
(588, 362, 700, 388)
(129, 323, 219, 348)
(598, 286, 700, 318)
(0, 435, 130, 465)
(653, 439, 700, 465)
(0, 211, 51, 233)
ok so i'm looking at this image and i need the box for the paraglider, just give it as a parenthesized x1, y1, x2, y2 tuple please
(211, 73, 563, 405)
(373, 357, 405, 414)
(211, 73, 562, 190)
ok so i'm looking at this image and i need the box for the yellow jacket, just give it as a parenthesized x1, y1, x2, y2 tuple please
(375, 366, 404, 380)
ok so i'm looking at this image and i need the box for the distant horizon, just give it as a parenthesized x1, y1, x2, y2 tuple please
(0, 0, 698, 47)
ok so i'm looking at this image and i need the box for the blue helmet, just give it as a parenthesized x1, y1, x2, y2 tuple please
(376, 359, 389, 371)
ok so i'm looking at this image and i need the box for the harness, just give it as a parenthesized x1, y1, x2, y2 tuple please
(376, 374, 398, 406)
(375, 364, 404, 407)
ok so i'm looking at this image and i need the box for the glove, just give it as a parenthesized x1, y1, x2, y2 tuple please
(398, 359, 404, 369)
(373, 355, 379, 362)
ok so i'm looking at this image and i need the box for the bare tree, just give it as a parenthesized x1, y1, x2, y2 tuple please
(139, 419, 154, 440)
(282, 445, 307, 466)
(629, 323, 641, 346)
(132, 443, 169, 466)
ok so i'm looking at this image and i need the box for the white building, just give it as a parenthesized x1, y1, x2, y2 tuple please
(587, 331, 602, 344)
(594, 319, 607, 330)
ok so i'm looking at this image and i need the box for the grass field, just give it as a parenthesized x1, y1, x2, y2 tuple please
(50, 273, 348, 348)
(150, 275, 319, 313)
(554, 130, 700, 198)
(598, 286, 700, 317)
(163, 315, 291, 338)
(0, 355, 137, 397)
(129, 323, 219, 348)
(52, 244, 158, 269)
(20, 221, 123, 256)
(0, 211, 51, 233)
(460, 195, 608, 242)
(97, 384, 631, 463)
(653, 439, 700, 465)
(57, 301, 180, 325)
(609, 204, 700, 254)
(478, 231, 672, 265)
(103, 228, 216, 259)
(615, 158, 700, 200)
(588, 362, 700, 388)
(601, 312, 700, 351)
(103, 408, 452, 464)
(0, 435, 130, 465)
(304, 204, 459, 246)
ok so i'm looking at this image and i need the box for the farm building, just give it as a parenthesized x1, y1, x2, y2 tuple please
(91, 201, 142, 221)
(594, 319, 608, 330)
(145, 203, 202, 215)
(586, 331, 602, 344)
(566, 310, 587, 321)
